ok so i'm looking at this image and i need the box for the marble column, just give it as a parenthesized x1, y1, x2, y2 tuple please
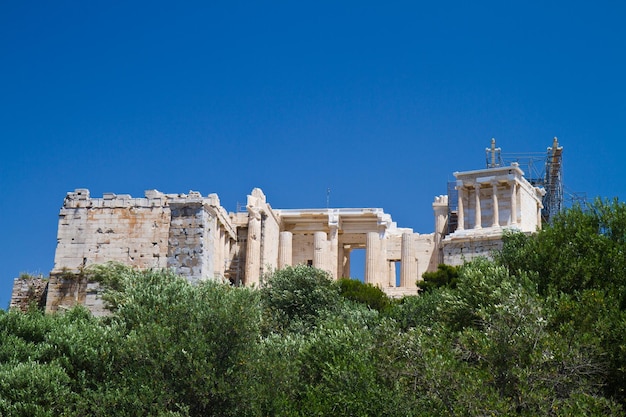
(278, 231, 292, 269)
(342, 246, 351, 278)
(365, 232, 380, 285)
(400, 232, 416, 288)
(329, 226, 339, 279)
(491, 181, 499, 227)
(313, 231, 327, 271)
(456, 186, 465, 231)
(388, 262, 396, 287)
(510, 181, 518, 225)
(474, 185, 482, 229)
(245, 209, 261, 287)
(218, 228, 225, 277)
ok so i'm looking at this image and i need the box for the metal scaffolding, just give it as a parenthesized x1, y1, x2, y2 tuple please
(501, 137, 565, 224)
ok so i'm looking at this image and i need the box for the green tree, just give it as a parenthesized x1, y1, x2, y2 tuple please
(496, 199, 626, 404)
(420, 263, 460, 293)
(338, 277, 391, 312)
(260, 265, 342, 333)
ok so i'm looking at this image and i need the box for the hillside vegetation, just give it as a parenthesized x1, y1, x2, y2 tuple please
(1, 199, 626, 416)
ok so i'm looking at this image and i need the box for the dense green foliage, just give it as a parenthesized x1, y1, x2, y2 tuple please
(2, 200, 626, 415)
(337, 277, 391, 312)
(495, 198, 626, 405)
(420, 263, 460, 292)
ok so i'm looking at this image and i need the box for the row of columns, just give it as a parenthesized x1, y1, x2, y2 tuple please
(366, 232, 417, 287)
(456, 180, 520, 231)
(277, 230, 418, 288)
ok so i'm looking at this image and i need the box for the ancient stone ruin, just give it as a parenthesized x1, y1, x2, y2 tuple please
(11, 139, 560, 313)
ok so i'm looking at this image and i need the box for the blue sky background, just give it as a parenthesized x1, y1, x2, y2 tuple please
(1, 1, 625, 308)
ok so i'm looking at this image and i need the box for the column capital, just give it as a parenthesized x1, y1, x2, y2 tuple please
(247, 207, 262, 221)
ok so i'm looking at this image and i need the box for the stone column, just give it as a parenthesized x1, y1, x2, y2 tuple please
(491, 181, 499, 227)
(313, 231, 327, 271)
(342, 246, 351, 278)
(245, 209, 261, 287)
(474, 185, 482, 229)
(218, 228, 226, 277)
(365, 232, 380, 285)
(278, 231, 292, 269)
(400, 232, 416, 288)
(510, 181, 518, 225)
(329, 226, 339, 279)
(388, 262, 396, 287)
(456, 186, 465, 231)
(537, 204, 543, 230)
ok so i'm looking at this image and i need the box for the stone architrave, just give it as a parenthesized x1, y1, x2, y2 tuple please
(278, 231, 293, 269)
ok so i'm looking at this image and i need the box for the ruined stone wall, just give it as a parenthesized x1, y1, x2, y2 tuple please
(45, 277, 108, 316)
(53, 189, 171, 274)
(42, 189, 240, 314)
(9, 276, 48, 311)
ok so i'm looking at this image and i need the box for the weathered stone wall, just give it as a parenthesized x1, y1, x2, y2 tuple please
(53, 189, 171, 274)
(10, 276, 48, 311)
(167, 202, 213, 281)
(520, 182, 542, 231)
(442, 235, 504, 266)
(291, 233, 314, 266)
(415, 233, 437, 280)
(44, 276, 108, 316)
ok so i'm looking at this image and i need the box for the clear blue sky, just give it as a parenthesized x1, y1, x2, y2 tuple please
(1, 1, 625, 308)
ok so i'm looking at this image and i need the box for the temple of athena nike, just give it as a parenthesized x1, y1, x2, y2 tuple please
(12, 139, 562, 313)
